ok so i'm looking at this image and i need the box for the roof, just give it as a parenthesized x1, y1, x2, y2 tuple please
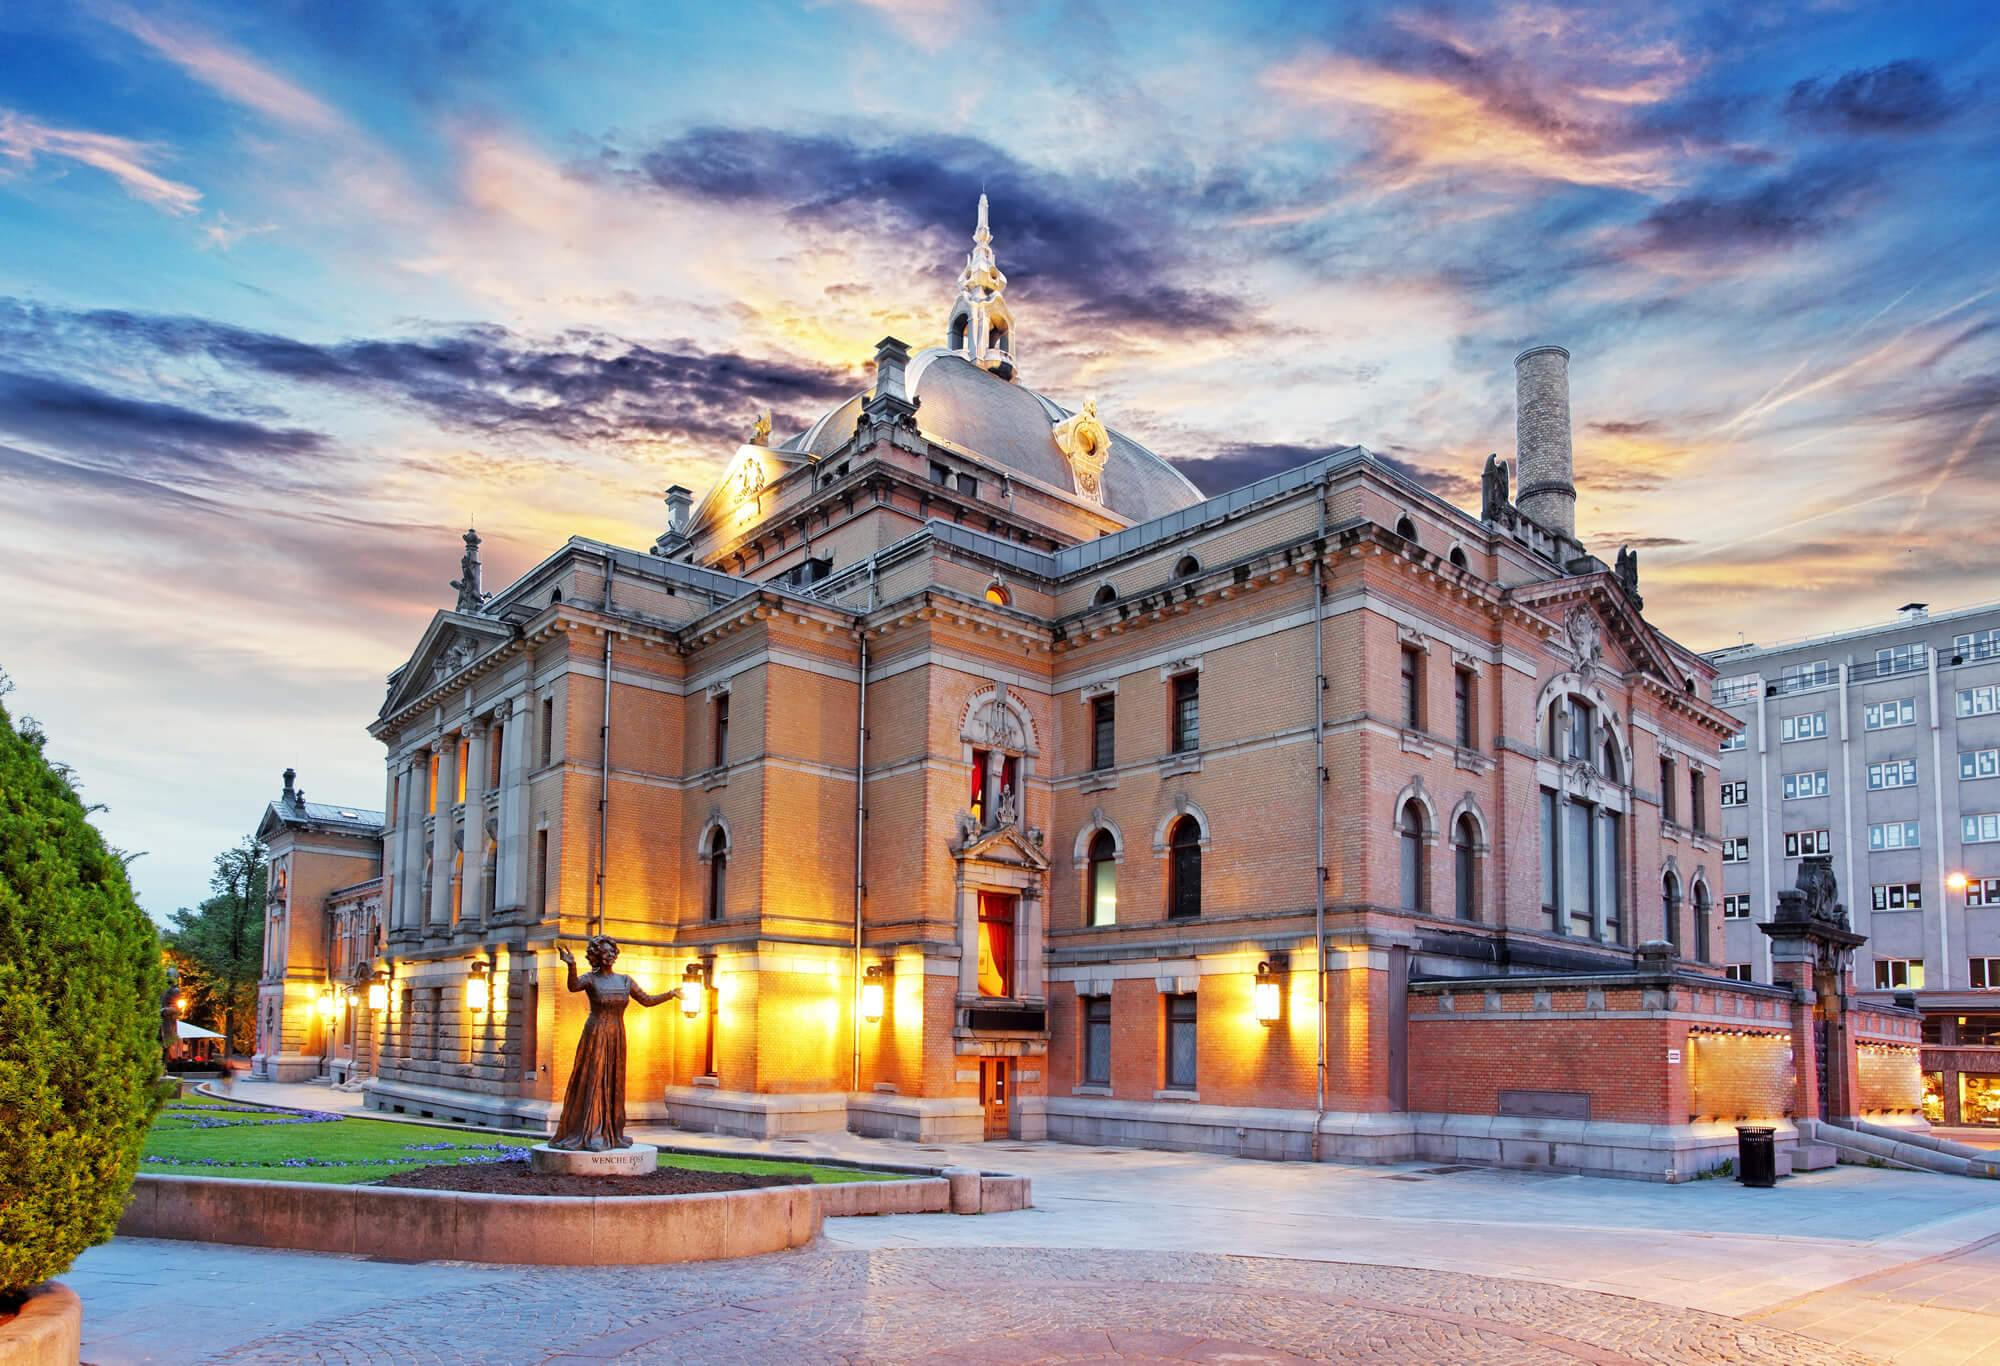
(782, 350, 1206, 524)
(260, 796, 384, 838)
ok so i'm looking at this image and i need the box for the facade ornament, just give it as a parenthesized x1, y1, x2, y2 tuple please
(735, 452, 768, 506)
(1052, 397, 1111, 504)
(749, 409, 772, 447)
(995, 783, 1018, 830)
(1614, 544, 1643, 609)
(1481, 454, 1510, 520)
(549, 936, 680, 1152)
(1781, 855, 1849, 931)
(1028, 825, 1044, 850)
(451, 527, 488, 614)
(1564, 605, 1602, 676)
(953, 809, 979, 847)
(945, 195, 1016, 381)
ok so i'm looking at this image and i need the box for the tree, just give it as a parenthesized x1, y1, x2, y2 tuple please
(0, 683, 165, 1299)
(163, 838, 266, 1056)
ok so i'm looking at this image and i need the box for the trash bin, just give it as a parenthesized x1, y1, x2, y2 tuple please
(1736, 1125, 1777, 1188)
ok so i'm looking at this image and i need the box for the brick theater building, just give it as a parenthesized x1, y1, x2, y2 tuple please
(269, 200, 1922, 1177)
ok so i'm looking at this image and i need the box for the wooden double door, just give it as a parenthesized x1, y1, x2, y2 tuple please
(979, 1058, 1010, 1139)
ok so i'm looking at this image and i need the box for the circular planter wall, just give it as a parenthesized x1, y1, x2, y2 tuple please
(0, 1283, 82, 1366)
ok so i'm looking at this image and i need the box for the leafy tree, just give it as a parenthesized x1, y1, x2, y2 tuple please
(0, 681, 165, 1299)
(163, 838, 266, 1056)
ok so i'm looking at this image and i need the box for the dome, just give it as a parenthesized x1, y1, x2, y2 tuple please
(781, 350, 1205, 524)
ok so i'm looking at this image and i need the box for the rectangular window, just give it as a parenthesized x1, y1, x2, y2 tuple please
(1171, 673, 1200, 754)
(1401, 648, 1423, 731)
(1875, 644, 1926, 675)
(456, 742, 469, 803)
(1964, 812, 2000, 844)
(1955, 629, 2000, 661)
(1725, 964, 1753, 982)
(1083, 997, 1111, 1086)
(1962, 749, 2000, 781)
(1720, 780, 1748, 808)
(1723, 836, 1750, 863)
(1539, 788, 1559, 928)
(976, 892, 1016, 998)
(1865, 698, 1916, 730)
(1783, 770, 1829, 800)
(1565, 799, 1594, 937)
(1724, 893, 1752, 919)
(540, 696, 555, 766)
(1867, 759, 1918, 790)
(1780, 712, 1828, 742)
(1660, 758, 1677, 823)
(929, 461, 951, 486)
(428, 751, 441, 813)
(1164, 993, 1197, 1090)
(1454, 668, 1475, 749)
(1784, 829, 1832, 857)
(1720, 731, 1747, 752)
(1782, 661, 1831, 691)
(1872, 882, 1924, 911)
(712, 694, 730, 768)
(1968, 878, 2000, 907)
(1973, 959, 2000, 991)
(1689, 771, 1707, 833)
(955, 472, 978, 498)
(1091, 696, 1116, 771)
(534, 829, 549, 914)
(1868, 820, 1921, 851)
(1958, 686, 2000, 718)
(1568, 702, 1590, 766)
(1873, 958, 1923, 990)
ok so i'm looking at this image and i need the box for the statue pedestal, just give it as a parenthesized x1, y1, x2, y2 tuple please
(528, 1142, 656, 1177)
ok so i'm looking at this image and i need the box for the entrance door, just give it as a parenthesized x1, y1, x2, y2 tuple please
(980, 1059, 1010, 1139)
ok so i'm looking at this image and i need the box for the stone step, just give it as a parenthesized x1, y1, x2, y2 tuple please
(1794, 1143, 1838, 1171)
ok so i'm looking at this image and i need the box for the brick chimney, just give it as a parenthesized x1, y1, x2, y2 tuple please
(1514, 345, 1575, 540)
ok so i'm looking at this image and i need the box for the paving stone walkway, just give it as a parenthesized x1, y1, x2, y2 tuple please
(77, 1244, 1875, 1366)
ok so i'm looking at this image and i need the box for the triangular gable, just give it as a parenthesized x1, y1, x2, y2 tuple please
(685, 443, 813, 545)
(1508, 575, 1685, 692)
(950, 822, 1050, 871)
(380, 610, 515, 719)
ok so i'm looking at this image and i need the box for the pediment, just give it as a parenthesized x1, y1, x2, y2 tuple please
(1509, 577, 1683, 692)
(380, 610, 513, 718)
(950, 821, 1050, 871)
(686, 443, 812, 544)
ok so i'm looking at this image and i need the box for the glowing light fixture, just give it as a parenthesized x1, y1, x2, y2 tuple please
(862, 963, 890, 1023)
(173, 995, 188, 1013)
(316, 989, 340, 1020)
(681, 961, 708, 1018)
(466, 958, 490, 1012)
(367, 969, 389, 1012)
(1948, 871, 1970, 893)
(1253, 962, 1281, 1026)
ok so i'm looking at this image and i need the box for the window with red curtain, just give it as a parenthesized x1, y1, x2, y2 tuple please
(970, 749, 988, 824)
(977, 892, 1016, 997)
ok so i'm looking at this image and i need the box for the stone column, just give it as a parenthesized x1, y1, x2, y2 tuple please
(394, 753, 425, 937)
(496, 694, 532, 916)
(428, 734, 459, 935)
(458, 719, 489, 934)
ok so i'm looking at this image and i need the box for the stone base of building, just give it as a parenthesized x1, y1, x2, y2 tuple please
(529, 1142, 656, 1176)
(250, 1051, 324, 1083)
(362, 1076, 625, 1133)
(847, 1092, 987, 1143)
(663, 1086, 850, 1138)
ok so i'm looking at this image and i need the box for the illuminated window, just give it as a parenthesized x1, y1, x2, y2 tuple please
(976, 892, 1016, 998)
(1088, 831, 1117, 926)
(985, 583, 1010, 607)
(1874, 958, 1923, 990)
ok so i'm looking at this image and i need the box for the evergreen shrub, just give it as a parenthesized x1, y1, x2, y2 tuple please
(0, 695, 163, 1301)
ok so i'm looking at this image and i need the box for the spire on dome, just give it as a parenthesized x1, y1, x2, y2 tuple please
(946, 194, 1016, 382)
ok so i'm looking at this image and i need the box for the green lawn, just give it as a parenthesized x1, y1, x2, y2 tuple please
(143, 1100, 902, 1185)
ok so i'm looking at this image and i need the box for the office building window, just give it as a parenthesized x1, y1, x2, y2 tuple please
(1955, 629, 2000, 661)
(1783, 771, 1829, 800)
(1876, 644, 1926, 675)
(1091, 696, 1116, 771)
(1164, 992, 1197, 1090)
(1784, 829, 1831, 858)
(1958, 686, 2000, 718)
(1867, 760, 1918, 790)
(1083, 997, 1112, 1085)
(1720, 780, 1748, 808)
(1873, 958, 1923, 990)
(1720, 731, 1747, 752)
(1872, 882, 1923, 911)
(1722, 836, 1750, 863)
(1866, 699, 1916, 730)
(1782, 661, 1831, 690)
(1869, 821, 1921, 851)
(1723, 893, 1752, 919)
(1965, 812, 2000, 844)
(1454, 668, 1475, 749)
(1401, 647, 1424, 731)
(1962, 749, 2000, 781)
(1724, 964, 1753, 982)
(1780, 712, 1828, 742)
(1171, 673, 1200, 754)
(1968, 878, 2000, 907)
(1972, 959, 2000, 990)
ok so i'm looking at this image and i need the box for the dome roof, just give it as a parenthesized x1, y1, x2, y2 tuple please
(781, 349, 1204, 525)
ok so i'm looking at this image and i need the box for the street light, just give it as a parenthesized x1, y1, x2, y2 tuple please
(1949, 871, 1969, 894)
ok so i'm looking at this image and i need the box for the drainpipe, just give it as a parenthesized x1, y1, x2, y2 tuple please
(596, 553, 615, 934)
(1312, 476, 1330, 1161)
(850, 558, 877, 1092)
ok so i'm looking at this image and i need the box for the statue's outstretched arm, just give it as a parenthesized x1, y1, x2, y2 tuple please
(556, 945, 583, 993)
(629, 979, 674, 1009)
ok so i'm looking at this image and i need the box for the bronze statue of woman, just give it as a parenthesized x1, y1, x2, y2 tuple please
(549, 935, 679, 1151)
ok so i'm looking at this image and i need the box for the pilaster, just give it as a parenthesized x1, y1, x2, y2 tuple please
(458, 719, 489, 938)
(428, 734, 458, 939)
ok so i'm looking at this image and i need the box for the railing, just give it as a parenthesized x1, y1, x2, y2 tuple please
(1851, 649, 1928, 682)
(1712, 677, 1759, 705)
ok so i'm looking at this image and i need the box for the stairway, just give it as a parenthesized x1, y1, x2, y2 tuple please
(1806, 1117, 2000, 1177)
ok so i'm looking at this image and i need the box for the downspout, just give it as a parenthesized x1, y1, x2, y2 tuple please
(850, 559, 877, 1093)
(1312, 477, 1330, 1161)
(596, 553, 614, 934)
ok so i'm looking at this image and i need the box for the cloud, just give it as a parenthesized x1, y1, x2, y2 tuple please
(1596, 534, 1690, 549)
(0, 109, 201, 214)
(1787, 60, 1961, 135)
(1629, 162, 1873, 257)
(98, 4, 345, 134)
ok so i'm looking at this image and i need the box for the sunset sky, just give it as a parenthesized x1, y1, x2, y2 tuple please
(2, 1, 1996, 918)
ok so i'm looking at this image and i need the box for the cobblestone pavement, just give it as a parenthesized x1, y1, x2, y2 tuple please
(78, 1243, 1877, 1366)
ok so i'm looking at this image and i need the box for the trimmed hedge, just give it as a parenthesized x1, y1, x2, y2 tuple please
(0, 697, 164, 1296)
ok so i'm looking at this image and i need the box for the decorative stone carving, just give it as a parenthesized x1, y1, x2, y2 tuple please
(1781, 854, 1849, 930)
(451, 527, 488, 614)
(947, 195, 1016, 379)
(1563, 605, 1602, 676)
(1052, 397, 1111, 505)
(1481, 454, 1510, 520)
(749, 409, 771, 446)
(735, 453, 768, 505)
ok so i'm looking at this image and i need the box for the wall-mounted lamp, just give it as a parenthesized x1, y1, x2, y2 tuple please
(681, 960, 709, 1018)
(1253, 962, 1282, 1026)
(367, 968, 389, 1012)
(862, 962, 891, 1023)
(316, 988, 342, 1020)
(466, 957, 491, 1012)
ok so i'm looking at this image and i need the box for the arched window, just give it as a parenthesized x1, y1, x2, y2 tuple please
(989, 325, 1009, 353)
(1662, 872, 1682, 951)
(1088, 831, 1117, 926)
(1400, 801, 1427, 913)
(706, 828, 727, 921)
(949, 313, 968, 352)
(1395, 515, 1418, 542)
(1092, 583, 1116, 607)
(1601, 738, 1621, 784)
(1167, 817, 1202, 919)
(985, 583, 1011, 606)
(1452, 813, 1479, 921)
(1449, 546, 1469, 570)
(1173, 554, 1201, 579)
(1693, 881, 1712, 963)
